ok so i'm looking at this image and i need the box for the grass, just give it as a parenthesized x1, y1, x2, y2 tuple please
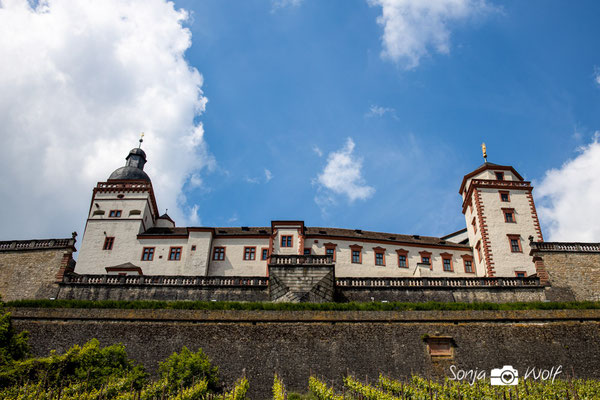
(6, 299, 600, 311)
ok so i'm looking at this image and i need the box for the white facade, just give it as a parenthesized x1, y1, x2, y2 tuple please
(75, 150, 542, 278)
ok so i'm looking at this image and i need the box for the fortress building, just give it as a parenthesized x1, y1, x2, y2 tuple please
(5, 143, 600, 303)
(75, 145, 543, 282)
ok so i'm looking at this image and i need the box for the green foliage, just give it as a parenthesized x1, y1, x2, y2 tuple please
(0, 310, 29, 367)
(273, 373, 286, 400)
(159, 346, 220, 393)
(219, 377, 249, 400)
(9, 298, 600, 311)
(0, 338, 147, 390)
(308, 377, 343, 400)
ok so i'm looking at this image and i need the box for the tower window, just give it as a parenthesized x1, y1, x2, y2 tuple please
(503, 208, 516, 223)
(304, 248, 311, 255)
(476, 241, 482, 262)
(281, 235, 293, 247)
(352, 250, 361, 263)
(499, 191, 510, 202)
(471, 217, 477, 233)
(375, 252, 385, 266)
(495, 172, 504, 181)
(109, 210, 122, 218)
(102, 237, 114, 250)
(243, 247, 256, 260)
(508, 235, 522, 253)
(141, 247, 154, 261)
(213, 247, 225, 261)
(169, 247, 182, 260)
(515, 271, 527, 278)
(261, 248, 269, 260)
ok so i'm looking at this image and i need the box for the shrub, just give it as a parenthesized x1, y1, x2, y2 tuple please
(159, 346, 220, 393)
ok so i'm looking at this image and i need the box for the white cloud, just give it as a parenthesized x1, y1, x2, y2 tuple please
(366, 104, 397, 118)
(188, 204, 201, 225)
(594, 67, 600, 87)
(315, 138, 375, 203)
(368, 0, 491, 69)
(0, 0, 211, 240)
(537, 133, 600, 241)
(271, 0, 302, 12)
(264, 169, 273, 182)
(312, 145, 323, 157)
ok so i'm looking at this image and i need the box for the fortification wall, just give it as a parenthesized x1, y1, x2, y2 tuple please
(10, 308, 600, 399)
(540, 251, 600, 302)
(338, 286, 546, 303)
(0, 238, 75, 301)
(56, 282, 269, 302)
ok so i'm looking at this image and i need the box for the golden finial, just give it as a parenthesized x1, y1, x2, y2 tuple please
(481, 142, 487, 162)
(138, 132, 144, 148)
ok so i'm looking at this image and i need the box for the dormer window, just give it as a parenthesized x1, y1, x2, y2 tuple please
(280, 235, 293, 247)
(495, 172, 504, 181)
(109, 210, 122, 218)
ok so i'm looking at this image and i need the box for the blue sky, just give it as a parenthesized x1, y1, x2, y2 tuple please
(1, 0, 600, 242)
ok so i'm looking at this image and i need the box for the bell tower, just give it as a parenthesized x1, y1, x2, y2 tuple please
(459, 146, 543, 277)
(76, 138, 160, 274)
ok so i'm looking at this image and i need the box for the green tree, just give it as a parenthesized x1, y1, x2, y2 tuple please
(159, 346, 220, 393)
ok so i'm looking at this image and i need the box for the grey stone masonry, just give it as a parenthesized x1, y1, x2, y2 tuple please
(268, 255, 335, 302)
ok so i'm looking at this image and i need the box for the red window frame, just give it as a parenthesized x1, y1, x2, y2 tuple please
(108, 210, 122, 218)
(374, 247, 386, 266)
(350, 245, 363, 264)
(508, 235, 522, 253)
(502, 208, 516, 223)
(419, 251, 432, 270)
(471, 217, 477, 233)
(462, 255, 474, 273)
(261, 248, 269, 261)
(280, 235, 293, 247)
(440, 253, 453, 272)
(103, 237, 114, 250)
(499, 191, 510, 202)
(243, 246, 256, 260)
(324, 243, 337, 261)
(213, 247, 226, 261)
(515, 271, 527, 278)
(141, 247, 155, 261)
(169, 246, 182, 261)
(396, 249, 408, 268)
(476, 241, 482, 262)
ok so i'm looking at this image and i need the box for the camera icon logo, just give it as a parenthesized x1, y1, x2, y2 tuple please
(490, 366, 519, 386)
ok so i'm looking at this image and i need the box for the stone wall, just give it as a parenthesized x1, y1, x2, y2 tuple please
(530, 243, 600, 301)
(10, 308, 600, 399)
(0, 238, 76, 301)
(338, 286, 546, 303)
(56, 282, 269, 302)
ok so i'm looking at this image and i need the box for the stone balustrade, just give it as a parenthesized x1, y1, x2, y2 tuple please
(0, 238, 76, 252)
(269, 254, 333, 265)
(64, 274, 268, 287)
(336, 276, 541, 288)
(530, 241, 600, 253)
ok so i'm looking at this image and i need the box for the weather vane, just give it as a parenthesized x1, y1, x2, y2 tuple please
(138, 132, 144, 148)
(482, 142, 487, 163)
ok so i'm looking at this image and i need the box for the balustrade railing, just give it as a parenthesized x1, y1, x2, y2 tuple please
(530, 242, 600, 253)
(269, 255, 333, 265)
(336, 276, 541, 288)
(470, 179, 532, 189)
(0, 238, 75, 251)
(63, 274, 268, 287)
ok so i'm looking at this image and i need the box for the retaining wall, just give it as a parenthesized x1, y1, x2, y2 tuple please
(10, 308, 600, 399)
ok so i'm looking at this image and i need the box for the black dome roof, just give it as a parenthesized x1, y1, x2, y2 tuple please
(108, 166, 151, 181)
(107, 147, 150, 181)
